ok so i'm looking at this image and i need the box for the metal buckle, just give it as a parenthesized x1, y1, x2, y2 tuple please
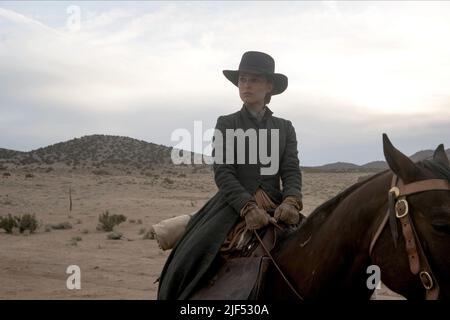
(389, 187, 400, 199)
(419, 271, 434, 290)
(395, 198, 409, 218)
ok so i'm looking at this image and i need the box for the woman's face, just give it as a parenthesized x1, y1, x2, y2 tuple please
(238, 72, 273, 108)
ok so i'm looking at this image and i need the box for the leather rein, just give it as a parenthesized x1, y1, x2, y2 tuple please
(370, 174, 450, 300)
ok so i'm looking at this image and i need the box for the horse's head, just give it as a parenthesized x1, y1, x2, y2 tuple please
(380, 134, 450, 299)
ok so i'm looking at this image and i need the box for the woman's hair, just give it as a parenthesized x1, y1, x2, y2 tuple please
(264, 76, 274, 104)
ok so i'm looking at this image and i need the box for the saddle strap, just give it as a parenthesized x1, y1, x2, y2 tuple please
(254, 230, 304, 301)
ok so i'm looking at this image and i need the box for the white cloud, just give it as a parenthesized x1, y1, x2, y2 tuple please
(1, 2, 450, 164)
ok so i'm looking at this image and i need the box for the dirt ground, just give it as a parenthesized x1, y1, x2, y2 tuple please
(0, 168, 403, 299)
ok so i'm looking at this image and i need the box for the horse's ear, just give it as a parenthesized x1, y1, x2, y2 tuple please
(383, 133, 419, 182)
(433, 144, 450, 168)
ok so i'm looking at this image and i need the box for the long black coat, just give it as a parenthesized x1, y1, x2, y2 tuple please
(157, 105, 302, 299)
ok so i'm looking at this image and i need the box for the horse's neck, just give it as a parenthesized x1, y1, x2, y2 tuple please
(277, 171, 392, 298)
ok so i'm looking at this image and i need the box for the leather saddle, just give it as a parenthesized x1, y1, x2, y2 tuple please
(189, 226, 277, 300)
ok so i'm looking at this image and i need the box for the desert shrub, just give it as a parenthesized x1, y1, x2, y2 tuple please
(163, 177, 174, 184)
(17, 214, 38, 233)
(97, 211, 127, 232)
(107, 231, 122, 240)
(25, 173, 34, 178)
(51, 221, 73, 230)
(92, 169, 110, 176)
(44, 158, 54, 165)
(0, 214, 38, 234)
(0, 214, 18, 233)
(20, 158, 35, 165)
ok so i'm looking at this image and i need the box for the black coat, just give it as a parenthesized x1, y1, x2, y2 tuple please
(157, 105, 302, 299)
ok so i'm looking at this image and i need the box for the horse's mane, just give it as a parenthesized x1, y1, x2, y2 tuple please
(275, 169, 389, 249)
(275, 159, 450, 250)
(420, 159, 450, 181)
(304, 170, 388, 222)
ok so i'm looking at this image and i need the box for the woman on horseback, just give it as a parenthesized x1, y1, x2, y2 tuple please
(157, 51, 303, 299)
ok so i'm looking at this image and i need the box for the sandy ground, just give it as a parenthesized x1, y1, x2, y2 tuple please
(0, 168, 403, 299)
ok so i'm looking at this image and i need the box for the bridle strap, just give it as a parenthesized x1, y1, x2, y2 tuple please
(369, 174, 398, 255)
(388, 175, 399, 247)
(387, 178, 450, 248)
(395, 177, 441, 299)
(401, 210, 440, 299)
(370, 174, 445, 300)
(397, 179, 450, 197)
(369, 211, 389, 256)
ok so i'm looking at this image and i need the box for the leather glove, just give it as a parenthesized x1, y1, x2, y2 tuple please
(274, 196, 303, 225)
(240, 201, 274, 230)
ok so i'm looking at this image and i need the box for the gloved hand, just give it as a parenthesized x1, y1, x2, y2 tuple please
(274, 196, 303, 225)
(240, 200, 274, 230)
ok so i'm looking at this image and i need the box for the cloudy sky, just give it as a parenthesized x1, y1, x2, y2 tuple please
(1, 1, 449, 166)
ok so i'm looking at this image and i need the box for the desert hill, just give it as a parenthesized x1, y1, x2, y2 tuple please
(0, 135, 178, 172)
(1, 135, 448, 173)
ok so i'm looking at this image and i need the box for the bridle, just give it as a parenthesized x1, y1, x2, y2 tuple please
(370, 174, 450, 300)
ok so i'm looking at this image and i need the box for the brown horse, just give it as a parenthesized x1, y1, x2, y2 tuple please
(259, 134, 450, 300)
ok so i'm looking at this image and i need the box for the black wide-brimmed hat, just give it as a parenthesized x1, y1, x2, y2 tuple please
(223, 51, 288, 95)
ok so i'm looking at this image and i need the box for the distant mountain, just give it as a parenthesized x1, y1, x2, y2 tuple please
(361, 161, 388, 170)
(0, 148, 26, 160)
(0, 134, 176, 171)
(304, 162, 360, 171)
(303, 148, 449, 172)
(409, 149, 450, 162)
(1, 135, 448, 173)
